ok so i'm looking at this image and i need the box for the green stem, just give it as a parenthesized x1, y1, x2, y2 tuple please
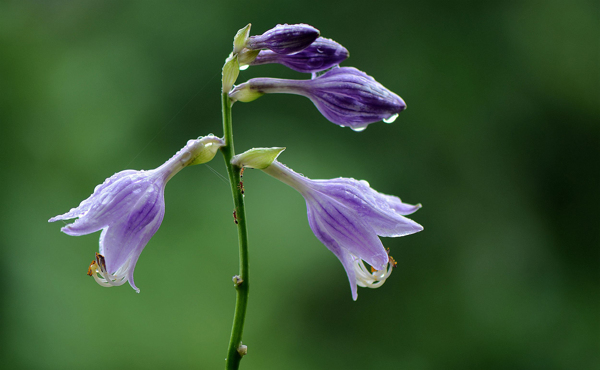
(221, 91, 250, 370)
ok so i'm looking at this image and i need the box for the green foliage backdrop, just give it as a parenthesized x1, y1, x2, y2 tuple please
(1, 1, 598, 369)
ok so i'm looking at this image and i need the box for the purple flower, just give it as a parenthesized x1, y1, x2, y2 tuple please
(250, 37, 349, 73)
(229, 67, 406, 131)
(49, 136, 224, 292)
(246, 24, 319, 54)
(262, 160, 423, 300)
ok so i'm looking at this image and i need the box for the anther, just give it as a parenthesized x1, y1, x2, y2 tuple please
(87, 261, 97, 276)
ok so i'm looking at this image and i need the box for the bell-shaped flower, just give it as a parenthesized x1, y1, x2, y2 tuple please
(229, 67, 406, 131)
(260, 159, 423, 300)
(49, 135, 224, 292)
(245, 23, 320, 54)
(249, 37, 349, 73)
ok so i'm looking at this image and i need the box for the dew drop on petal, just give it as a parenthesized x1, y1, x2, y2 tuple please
(239, 65, 249, 71)
(383, 113, 399, 124)
(180, 151, 191, 163)
(351, 125, 367, 132)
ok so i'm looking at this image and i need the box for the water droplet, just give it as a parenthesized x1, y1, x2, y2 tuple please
(383, 113, 399, 124)
(239, 64, 249, 71)
(180, 151, 191, 162)
(351, 125, 367, 132)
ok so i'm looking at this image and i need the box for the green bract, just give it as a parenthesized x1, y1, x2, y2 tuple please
(231, 147, 286, 169)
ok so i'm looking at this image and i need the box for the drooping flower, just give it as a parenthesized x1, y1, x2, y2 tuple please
(229, 67, 406, 131)
(248, 37, 349, 73)
(260, 159, 423, 300)
(246, 24, 320, 54)
(49, 136, 224, 292)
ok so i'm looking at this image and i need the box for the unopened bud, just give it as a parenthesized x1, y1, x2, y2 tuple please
(229, 67, 406, 130)
(246, 24, 319, 54)
(251, 37, 349, 73)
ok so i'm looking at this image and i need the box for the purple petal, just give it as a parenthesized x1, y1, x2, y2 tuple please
(307, 206, 359, 301)
(99, 185, 164, 274)
(312, 178, 423, 237)
(231, 67, 405, 129)
(58, 173, 153, 236)
(246, 24, 319, 54)
(251, 37, 349, 73)
(305, 195, 388, 270)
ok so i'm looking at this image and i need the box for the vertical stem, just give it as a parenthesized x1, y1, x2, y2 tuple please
(221, 91, 250, 370)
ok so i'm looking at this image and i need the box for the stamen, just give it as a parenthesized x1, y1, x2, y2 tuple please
(352, 254, 393, 289)
(86, 253, 129, 288)
(388, 255, 397, 268)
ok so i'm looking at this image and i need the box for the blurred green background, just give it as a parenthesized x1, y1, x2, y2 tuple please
(1, 1, 598, 369)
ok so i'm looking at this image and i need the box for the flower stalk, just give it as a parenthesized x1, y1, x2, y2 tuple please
(221, 90, 250, 370)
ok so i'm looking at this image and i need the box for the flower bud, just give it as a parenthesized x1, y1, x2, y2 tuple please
(231, 147, 285, 169)
(229, 67, 406, 131)
(246, 24, 319, 54)
(250, 37, 349, 73)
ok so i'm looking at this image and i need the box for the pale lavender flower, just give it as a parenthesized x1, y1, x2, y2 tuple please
(229, 67, 406, 131)
(262, 160, 423, 300)
(49, 136, 224, 292)
(246, 24, 319, 54)
(250, 37, 349, 73)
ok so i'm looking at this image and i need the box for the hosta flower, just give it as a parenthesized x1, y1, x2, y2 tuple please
(229, 67, 406, 131)
(261, 160, 423, 300)
(246, 24, 320, 54)
(249, 37, 349, 73)
(49, 136, 224, 292)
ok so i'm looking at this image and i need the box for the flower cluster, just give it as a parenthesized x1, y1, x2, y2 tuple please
(231, 24, 406, 130)
(50, 24, 422, 301)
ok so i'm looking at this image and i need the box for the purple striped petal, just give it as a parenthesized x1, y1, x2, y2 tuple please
(246, 24, 319, 54)
(262, 160, 423, 300)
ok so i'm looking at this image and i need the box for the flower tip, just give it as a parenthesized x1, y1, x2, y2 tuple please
(130, 281, 141, 293)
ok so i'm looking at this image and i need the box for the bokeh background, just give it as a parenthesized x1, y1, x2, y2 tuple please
(1, 1, 598, 369)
